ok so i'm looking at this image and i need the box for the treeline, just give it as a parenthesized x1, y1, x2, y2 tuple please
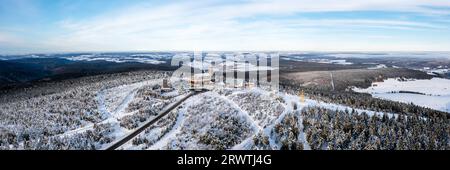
(302, 106, 449, 150)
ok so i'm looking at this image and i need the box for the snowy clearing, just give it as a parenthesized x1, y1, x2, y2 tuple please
(353, 78, 450, 112)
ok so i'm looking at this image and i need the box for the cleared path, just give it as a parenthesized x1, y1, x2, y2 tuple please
(103, 91, 202, 150)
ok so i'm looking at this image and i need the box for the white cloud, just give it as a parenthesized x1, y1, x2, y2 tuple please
(0, 32, 24, 45)
(15, 0, 450, 52)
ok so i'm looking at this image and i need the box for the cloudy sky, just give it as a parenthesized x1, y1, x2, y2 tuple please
(1, 0, 450, 54)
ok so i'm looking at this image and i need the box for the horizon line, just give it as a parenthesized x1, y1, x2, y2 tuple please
(2, 50, 450, 56)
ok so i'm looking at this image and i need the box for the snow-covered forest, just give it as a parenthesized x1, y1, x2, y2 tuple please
(0, 71, 174, 149)
(0, 71, 448, 150)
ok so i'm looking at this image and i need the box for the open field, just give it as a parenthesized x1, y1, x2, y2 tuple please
(281, 68, 431, 91)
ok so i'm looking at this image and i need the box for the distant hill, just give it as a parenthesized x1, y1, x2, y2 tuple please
(0, 60, 50, 86)
(0, 57, 178, 89)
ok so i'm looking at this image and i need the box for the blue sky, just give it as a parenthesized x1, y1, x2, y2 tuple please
(1, 0, 450, 54)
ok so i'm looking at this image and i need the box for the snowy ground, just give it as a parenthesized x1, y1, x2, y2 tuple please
(2, 70, 435, 150)
(139, 83, 401, 150)
(308, 59, 353, 65)
(49, 77, 184, 149)
(65, 53, 168, 64)
(353, 78, 450, 112)
(368, 64, 387, 69)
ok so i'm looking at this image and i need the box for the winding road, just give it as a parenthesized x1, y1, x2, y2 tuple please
(103, 90, 203, 150)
